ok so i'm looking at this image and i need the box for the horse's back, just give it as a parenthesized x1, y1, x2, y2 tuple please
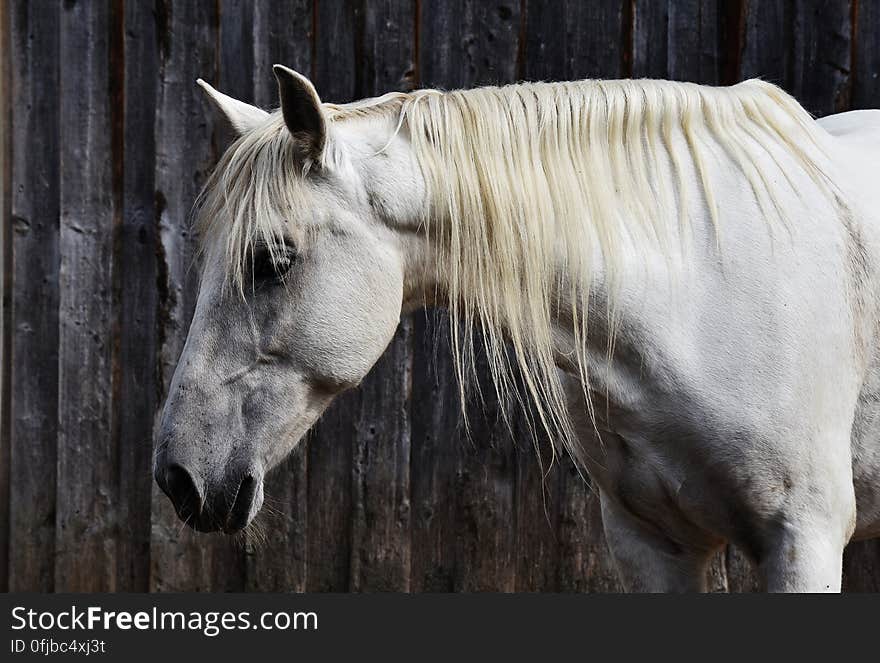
(819, 109, 880, 218)
(818, 109, 880, 137)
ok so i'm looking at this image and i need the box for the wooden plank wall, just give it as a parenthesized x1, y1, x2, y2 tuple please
(1, 0, 878, 592)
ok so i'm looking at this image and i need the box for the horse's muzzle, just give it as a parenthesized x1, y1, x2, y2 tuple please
(154, 459, 264, 534)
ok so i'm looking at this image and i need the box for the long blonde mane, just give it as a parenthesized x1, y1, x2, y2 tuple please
(197, 78, 834, 467)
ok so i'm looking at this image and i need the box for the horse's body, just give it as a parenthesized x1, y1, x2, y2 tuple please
(154, 69, 880, 591)
(562, 109, 880, 590)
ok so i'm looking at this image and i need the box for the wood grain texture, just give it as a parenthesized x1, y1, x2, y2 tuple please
(853, 0, 880, 110)
(523, 0, 626, 82)
(742, 0, 852, 115)
(113, 0, 160, 592)
(55, 0, 117, 592)
(0, 0, 12, 593)
(634, 0, 742, 84)
(8, 0, 61, 592)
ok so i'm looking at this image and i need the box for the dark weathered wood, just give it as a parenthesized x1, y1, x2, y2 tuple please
(843, 541, 880, 592)
(0, 0, 12, 593)
(217, 0, 255, 148)
(523, 0, 626, 82)
(350, 323, 413, 591)
(409, 312, 461, 591)
(149, 0, 244, 592)
(245, 0, 312, 593)
(54, 0, 117, 592)
(634, 0, 742, 84)
(112, 0, 159, 593)
(314, 0, 358, 102)
(853, 0, 880, 110)
(420, 0, 521, 89)
(726, 546, 760, 593)
(513, 432, 559, 592)
(347, 0, 416, 592)
(555, 460, 623, 592)
(8, 0, 61, 592)
(251, 0, 312, 108)
(742, 0, 852, 115)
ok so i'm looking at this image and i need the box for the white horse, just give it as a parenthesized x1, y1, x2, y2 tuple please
(154, 64, 880, 592)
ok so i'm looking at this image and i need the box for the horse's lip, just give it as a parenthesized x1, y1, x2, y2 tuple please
(175, 505, 222, 533)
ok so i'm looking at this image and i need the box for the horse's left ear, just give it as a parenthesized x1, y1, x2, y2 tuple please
(196, 78, 268, 135)
(274, 64, 326, 161)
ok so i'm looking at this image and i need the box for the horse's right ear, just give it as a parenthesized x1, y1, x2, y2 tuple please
(273, 65, 326, 161)
(196, 78, 268, 135)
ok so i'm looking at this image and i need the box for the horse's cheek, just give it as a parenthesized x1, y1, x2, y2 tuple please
(286, 261, 402, 389)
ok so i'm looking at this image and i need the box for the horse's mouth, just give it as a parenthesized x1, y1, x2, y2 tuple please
(157, 463, 264, 534)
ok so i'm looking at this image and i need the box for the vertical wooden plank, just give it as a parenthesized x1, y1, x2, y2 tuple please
(251, 0, 312, 108)
(668, 1, 727, 84)
(217, 0, 255, 148)
(523, 0, 626, 83)
(348, 0, 416, 592)
(8, 0, 60, 592)
(54, 0, 116, 591)
(350, 324, 413, 591)
(304, 0, 359, 591)
(150, 0, 244, 592)
(555, 460, 623, 591)
(410, 313, 461, 590)
(742, 0, 852, 115)
(0, 0, 12, 593)
(521, 0, 626, 593)
(414, 0, 520, 592)
(852, 0, 880, 110)
(843, 541, 880, 592)
(220, 0, 255, 100)
(245, 0, 313, 594)
(512, 424, 559, 592)
(114, 0, 160, 592)
(634, 0, 742, 84)
(725, 545, 760, 593)
(632, 0, 668, 80)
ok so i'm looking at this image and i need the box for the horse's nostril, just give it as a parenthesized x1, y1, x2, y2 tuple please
(225, 474, 260, 533)
(163, 463, 204, 521)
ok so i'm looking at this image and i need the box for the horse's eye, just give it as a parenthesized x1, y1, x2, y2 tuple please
(252, 247, 296, 283)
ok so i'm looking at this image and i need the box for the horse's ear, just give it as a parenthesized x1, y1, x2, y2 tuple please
(273, 64, 326, 161)
(196, 78, 268, 135)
